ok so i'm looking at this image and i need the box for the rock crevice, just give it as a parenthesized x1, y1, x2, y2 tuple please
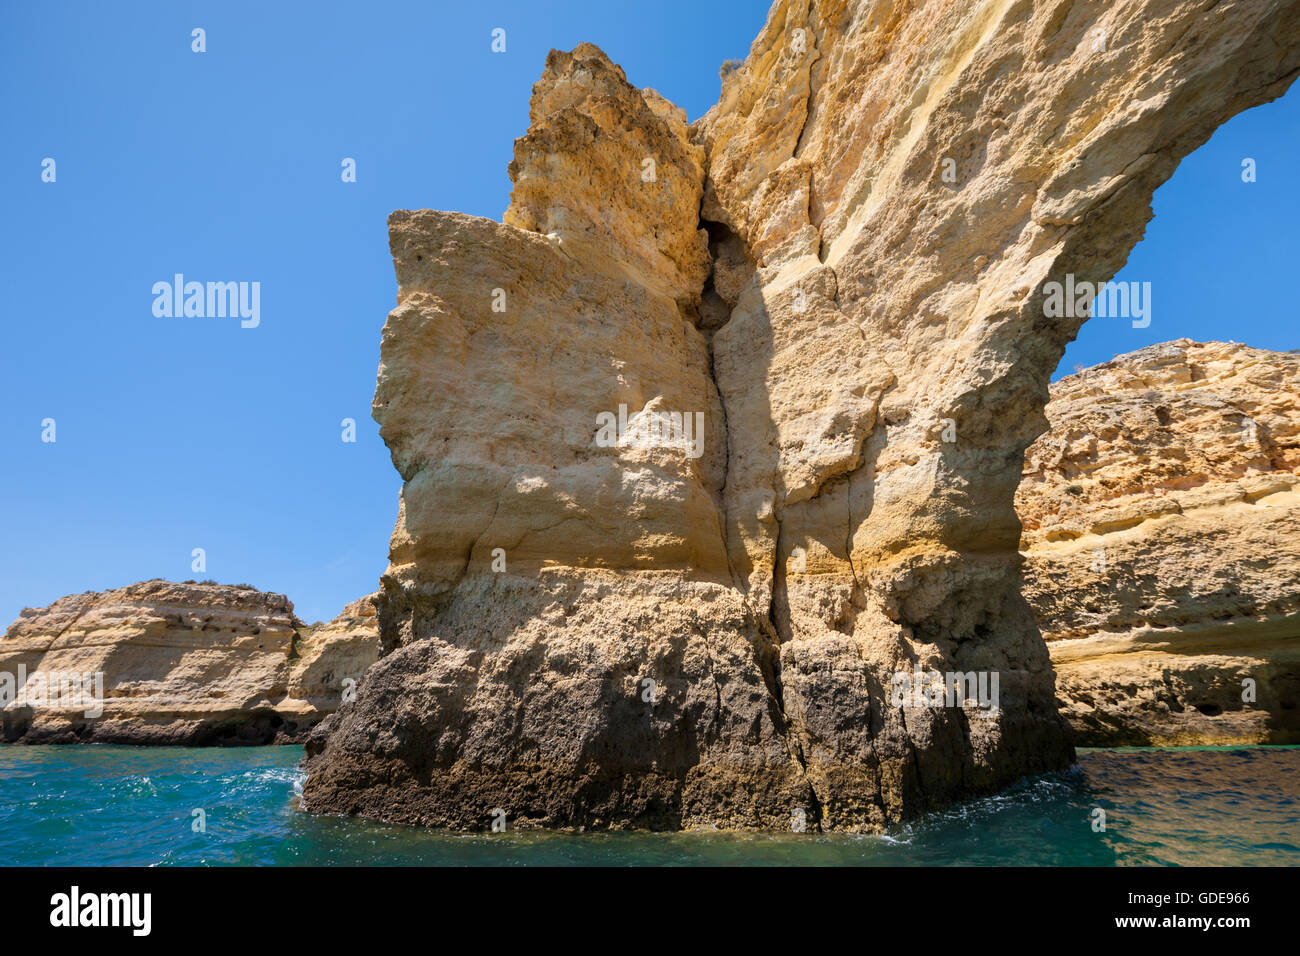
(302, 0, 1300, 831)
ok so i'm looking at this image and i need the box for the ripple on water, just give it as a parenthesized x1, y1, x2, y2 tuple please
(0, 745, 1294, 866)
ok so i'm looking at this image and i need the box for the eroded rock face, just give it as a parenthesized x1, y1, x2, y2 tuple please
(285, 595, 383, 720)
(1019, 341, 1300, 745)
(0, 582, 380, 745)
(303, 0, 1300, 830)
(504, 43, 712, 312)
(303, 47, 802, 829)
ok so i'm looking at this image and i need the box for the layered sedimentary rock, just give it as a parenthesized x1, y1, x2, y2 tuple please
(304, 47, 807, 829)
(1019, 341, 1300, 745)
(303, 0, 1300, 831)
(284, 595, 383, 716)
(0, 581, 380, 744)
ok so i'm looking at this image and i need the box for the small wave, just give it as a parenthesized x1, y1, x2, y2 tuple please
(220, 767, 306, 789)
(0, 746, 1295, 865)
(118, 775, 158, 798)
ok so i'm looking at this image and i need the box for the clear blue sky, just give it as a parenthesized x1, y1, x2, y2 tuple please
(1, 1, 1295, 627)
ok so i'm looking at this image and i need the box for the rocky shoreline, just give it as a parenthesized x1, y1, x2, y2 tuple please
(3, 0, 1297, 837)
(299, 0, 1300, 832)
(8, 340, 1292, 756)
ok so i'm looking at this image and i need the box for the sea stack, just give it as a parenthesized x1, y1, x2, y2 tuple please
(302, 0, 1300, 830)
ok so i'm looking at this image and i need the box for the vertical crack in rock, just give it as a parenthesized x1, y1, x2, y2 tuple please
(303, 0, 1300, 832)
(701, 205, 824, 824)
(761, 498, 827, 827)
(461, 479, 509, 583)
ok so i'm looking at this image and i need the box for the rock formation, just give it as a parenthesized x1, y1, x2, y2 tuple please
(1019, 340, 1300, 745)
(0, 581, 380, 745)
(303, 0, 1300, 831)
(284, 595, 383, 718)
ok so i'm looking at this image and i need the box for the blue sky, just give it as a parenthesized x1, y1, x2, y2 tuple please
(1064, 87, 1300, 372)
(0, 1, 1294, 627)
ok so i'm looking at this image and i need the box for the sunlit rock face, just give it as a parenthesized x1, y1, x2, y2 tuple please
(0, 582, 379, 744)
(1019, 341, 1300, 746)
(302, 0, 1300, 830)
(285, 595, 382, 719)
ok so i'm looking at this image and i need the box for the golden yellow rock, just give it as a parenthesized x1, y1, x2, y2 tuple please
(1019, 340, 1300, 745)
(303, 0, 1300, 831)
(0, 582, 380, 744)
(504, 43, 711, 312)
(285, 594, 382, 719)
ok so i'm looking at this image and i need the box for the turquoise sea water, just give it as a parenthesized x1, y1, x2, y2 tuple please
(0, 746, 1295, 866)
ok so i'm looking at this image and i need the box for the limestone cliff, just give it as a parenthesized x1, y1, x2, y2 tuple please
(303, 0, 1300, 831)
(284, 595, 382, 717)
(0, 581, 380, 745)
(1019, 341, 1300, 745)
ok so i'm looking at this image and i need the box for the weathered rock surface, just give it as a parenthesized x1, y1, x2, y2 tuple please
(0, 581, 380, 745)
(1019, 340, 1300, 745)
(285, 595, 383, 717)
(303, 0, 1300, 830)
(504, 44, 712, 312)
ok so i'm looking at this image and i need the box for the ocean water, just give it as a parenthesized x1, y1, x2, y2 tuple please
(0, 746, 1295, 866)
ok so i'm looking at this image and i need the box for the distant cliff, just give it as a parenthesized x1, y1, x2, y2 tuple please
(0, 580, 379, 745)
(1019, 341, 1300, 745)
